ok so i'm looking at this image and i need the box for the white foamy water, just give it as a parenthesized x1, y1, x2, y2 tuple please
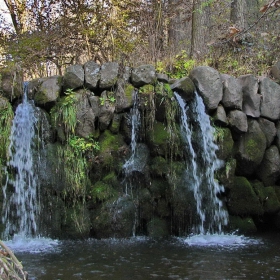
(4, 234, 60, 253)
(183, 233, 262, 247)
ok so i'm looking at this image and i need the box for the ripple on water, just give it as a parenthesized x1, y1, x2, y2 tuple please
(181, 233, 263, 247)
(4, 234, 60, 253)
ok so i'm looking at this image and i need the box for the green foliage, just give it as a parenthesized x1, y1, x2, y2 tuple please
(69, 135, 100, 156)
(0, 101, 13, 161)
(100, 92, 116, 106)
(90, 181, 118, 202)
(50, 88, 77, 139)
(213, 125, 225, 143)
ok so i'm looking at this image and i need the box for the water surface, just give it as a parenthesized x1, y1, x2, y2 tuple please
(11, 232, 280, 280)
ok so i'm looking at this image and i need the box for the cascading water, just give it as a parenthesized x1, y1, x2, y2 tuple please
(2, 83, 41, 239)
(174, 91, 228, 235)
(122, 90, 141, 195)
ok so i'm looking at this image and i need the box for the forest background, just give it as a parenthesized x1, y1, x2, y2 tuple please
(0, 0, 279, 80)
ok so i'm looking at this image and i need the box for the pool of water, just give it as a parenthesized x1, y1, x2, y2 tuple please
(9, 232, 280, 280)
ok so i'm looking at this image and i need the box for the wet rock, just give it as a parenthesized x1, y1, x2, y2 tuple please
(91, 196, 136, 238)
(257, 145, 280, 187)
(131, 65, 157, 87)
(156, 73, 169, 83)
(229, 216, 257, 233)
(63, 64, 84, 90)
(189, 66, 223, 111)
(215, 127, 234, 161)
(259, 77, 280, 121)
(238, 74, 261, 118)
(170, 77, 195, 102)
(147, 217, 169, 238)
(227, 176, 263, 216)
(235, 119, 266, 175)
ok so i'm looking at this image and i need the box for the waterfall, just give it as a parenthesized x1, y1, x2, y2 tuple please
(2, 83, 41, 239)
(175, 91, 228, 234)
(122, 90, 141, 195)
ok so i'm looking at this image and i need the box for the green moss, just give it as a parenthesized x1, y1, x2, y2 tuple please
(153, 122, 169, 145)
(227, 177, 263, 216)
(124, 83, 134, 101)
(139, 84, 154, 94)
(150, 156, 169, 177)
(147, 217, 169, 238)
(263, 187, 280, 214)
(90, 181, 118, 202)
(245, 138, 259, 160)
(229, 216, 257, 234)
(155, 82, 173, 98)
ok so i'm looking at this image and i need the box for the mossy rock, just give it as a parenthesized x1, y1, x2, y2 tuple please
(90, 181, 118, 202)
(216, 158, 236, 190)
(150, 156, 169, 177)
(215, 127, 234, 160)
(139, 84, 154, 94)
(229, 216, 257, 234)
(263, 187, 280, 214)
(147, 121, 169, 157)
(155, 82, 173, 98)
(149, 179, 169, 199)
(147, 217, 169, 238)
(251, 180, 266, 202)
(227, 176, 263, 216)
(91, 196, 135, 238)
(98, 130, 125, 170)
(61, 203, 91, 239)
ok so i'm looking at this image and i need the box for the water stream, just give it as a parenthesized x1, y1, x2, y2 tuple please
(174, 92, 228, 234)
(2, 83, 40, 239)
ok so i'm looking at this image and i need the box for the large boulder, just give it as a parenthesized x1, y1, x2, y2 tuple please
(63, 64, 84, 90)
(189, 66, 223, 111)
(99, 62, 119, 89)
(75, 89, 97, 138)
(235, 119, 266, 175)
(238, 74, 261, 118)
(31, 76, 62, 109)
(131, 65, 157, 87)
(212, 104, 228, 127)
(227, 176, 263, 216)
(221, 74, 242, 110)
(0, 71, 23, 101)
(170, 77, 195, 102)
(227, 110, 248, 133)
(257, 145, 280, 187)
(115, 81, 135, 112)
(259, 77, 280, 121)
(84, 61, 100, 89)
(258, 117, 276, 147)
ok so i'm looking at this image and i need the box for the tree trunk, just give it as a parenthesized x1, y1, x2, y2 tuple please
(230, 0, 247, 30)
(190, 0, 210, 59)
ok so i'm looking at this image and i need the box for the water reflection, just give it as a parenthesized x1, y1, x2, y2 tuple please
(13, 233, 280, 280)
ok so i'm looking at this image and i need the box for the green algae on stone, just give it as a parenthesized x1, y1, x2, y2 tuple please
(229, 216, 257, 234)
(90, 181, 118, 202)
(150, 156, 169, 177)
(227, 176, 263, 216)
(263, 187, 280, 214)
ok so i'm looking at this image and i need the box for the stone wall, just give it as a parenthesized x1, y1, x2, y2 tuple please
(1, 60, 280, 238)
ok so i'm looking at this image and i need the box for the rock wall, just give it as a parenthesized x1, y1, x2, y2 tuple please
(1, 61, 280, 238)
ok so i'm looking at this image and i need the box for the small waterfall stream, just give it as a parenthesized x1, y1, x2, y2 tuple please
(175, 91, 228, 235)
(122, 90, 141, 195)
(2, 83, 41, 239)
